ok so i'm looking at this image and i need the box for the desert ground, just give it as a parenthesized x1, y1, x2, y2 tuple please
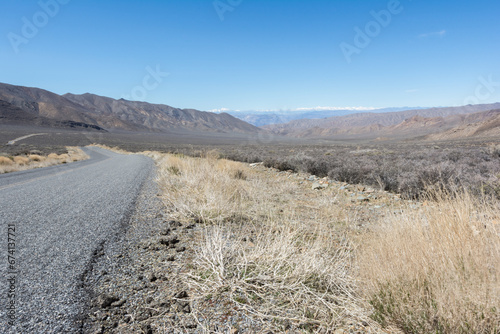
(1, 126, 498, 333)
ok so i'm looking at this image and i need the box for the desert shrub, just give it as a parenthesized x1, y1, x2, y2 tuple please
(154, 152, 364, 330)
(167, 166, 181, 175)
(28, 154, 44, 162)
(57, 154, 69, 161)
(263, 159, 296, 172)
(13, 156, 29, 165)
(302, 158, 330, 177)
(233, 169, 247, 180)
(0, 156, 14, 166)
(47, 153, 59, 159)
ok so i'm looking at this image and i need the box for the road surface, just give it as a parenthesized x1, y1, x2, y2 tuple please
(6, 133, 47, 145)
(0, 147, 153, 333)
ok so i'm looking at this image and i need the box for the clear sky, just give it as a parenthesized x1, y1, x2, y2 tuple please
(1, 0, 499, 111)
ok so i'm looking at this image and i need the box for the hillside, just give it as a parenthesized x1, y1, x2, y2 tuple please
(0, 99, 105, 131)
(64, 93, 259, 133)
(426, 109, 500, 140)
(0, 83, 260, 134)
(227, 107, 423, 127)
(264, 103, 500, 139)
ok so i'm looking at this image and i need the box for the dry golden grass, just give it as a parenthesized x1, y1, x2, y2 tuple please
(151, 152, 367, 330)
(0, 147, 89, 174)
(90, 144, 130, 154)
(0, 156, 14, 166)
(358, 190, 500, 333)
(148, 150, 499, 333)
(28, 154, 44, 162)
(13, 156, 29, 165)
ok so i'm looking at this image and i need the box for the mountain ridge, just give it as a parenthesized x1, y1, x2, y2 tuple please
(0, 82, 261, 134)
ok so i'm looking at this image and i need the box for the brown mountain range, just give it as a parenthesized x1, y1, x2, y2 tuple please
(0, 82, 260, 134)
(264, 103, 500, 140)
(425, 109, 500, 140)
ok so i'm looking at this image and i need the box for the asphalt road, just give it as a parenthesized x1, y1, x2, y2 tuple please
(0, 147, 153, 333)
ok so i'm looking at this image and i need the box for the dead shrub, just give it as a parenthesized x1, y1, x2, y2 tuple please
(155, 152, 365, 330)
(0, 156, 14, 166)
(13, 156, 29, 165)
(28, 154, 44, 162)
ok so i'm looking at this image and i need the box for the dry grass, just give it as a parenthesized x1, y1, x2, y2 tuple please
(28, 154, 45, 162)
(0, 147, 89, 174)
(151, 152, 367, 331)
(358, 190, 500, 333)
(0, 156, 14, 166)
(13, 156, 29, 165)
(149, 150, 500, 333)
(90, 143, 131, 154)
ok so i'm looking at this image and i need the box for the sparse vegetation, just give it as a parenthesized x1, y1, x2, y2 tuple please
(0, 156, 14, 166)
(221, 142, 500, 200)
(150, 152, 367, 331)
(148, 148, 500, 333)
(0, 147, 89, 174)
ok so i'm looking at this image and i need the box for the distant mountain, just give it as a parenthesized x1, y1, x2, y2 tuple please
(425, 109, 500, 140)
(64, 93, 259, 133)
(227, 107, 424, 126)
(0, 99, 105, 131)
(263, 104, 500, 139)
(0, 83, 260, 134)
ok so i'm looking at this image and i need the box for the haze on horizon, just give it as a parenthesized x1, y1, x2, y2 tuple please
(1, 0, 499, 112)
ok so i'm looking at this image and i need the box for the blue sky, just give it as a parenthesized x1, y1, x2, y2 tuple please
(1, 0, 499, 111)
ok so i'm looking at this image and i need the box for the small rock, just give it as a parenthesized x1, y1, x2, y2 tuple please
(111, 299, 126, 308)
(176, 246, 186, 253)
(97, 294, 120, 308)
(175, 291, 188, 299)
(146, 272, 157, 282)
(159, 228, 171, 236)
(152, 300, 171, 309)
(312, 182, 328, 190)
(159, 236, 180, 247)
(167, 220, 182, 228)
